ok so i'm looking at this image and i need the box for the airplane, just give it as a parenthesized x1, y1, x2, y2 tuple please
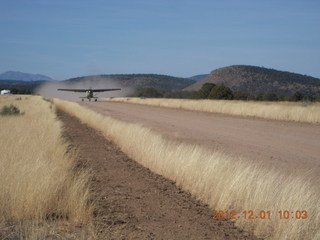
(57, 88, 121, 101)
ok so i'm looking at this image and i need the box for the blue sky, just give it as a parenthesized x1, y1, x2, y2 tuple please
(0, 0, 319, 80)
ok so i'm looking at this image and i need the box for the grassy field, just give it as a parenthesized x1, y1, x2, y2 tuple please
(0, 95, 93, 239)
(106, 97, 320, 123)
(54, 98, 320, 240)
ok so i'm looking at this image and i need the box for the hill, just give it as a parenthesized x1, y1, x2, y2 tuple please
(65, 74, 195, 90)
(0, 71, 52, 81)
(185, 65, 320, 96)
(189, 74, 209, 81)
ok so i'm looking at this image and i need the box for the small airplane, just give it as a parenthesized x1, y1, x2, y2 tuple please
(57, 88, 121, 101)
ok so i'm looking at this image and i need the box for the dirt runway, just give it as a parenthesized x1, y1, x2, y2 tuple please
(80, 101, 320, 171)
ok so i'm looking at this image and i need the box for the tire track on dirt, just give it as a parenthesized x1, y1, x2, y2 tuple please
(57, 109, 259, 240)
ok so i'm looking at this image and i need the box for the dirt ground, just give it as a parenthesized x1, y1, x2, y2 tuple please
(57, 109, 259, 240)
(80, 101, 320, 172)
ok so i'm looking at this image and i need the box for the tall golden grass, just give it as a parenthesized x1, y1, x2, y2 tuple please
(106, 97, 320, 123)
(0, 95, 93, 239)
(54, 98, 320, 240)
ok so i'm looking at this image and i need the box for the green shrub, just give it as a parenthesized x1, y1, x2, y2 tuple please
(233, 91, 251, 100)
(198, 83, 216, 99)
(0, 105, 23, 116)
(289, 92, 303, 101)
(208, 85, 234, 100)
(263, 93, 279, 101)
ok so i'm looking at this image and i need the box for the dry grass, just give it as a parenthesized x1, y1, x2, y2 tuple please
(0, 95, 94, 239)
(53, 98, 320, 240)
(106, 97, 320, 123)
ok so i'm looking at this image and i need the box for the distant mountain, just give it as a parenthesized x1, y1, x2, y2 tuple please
(185, 65, 320, 96)
(189, 74, 209, 81)
(65, 74, 195, 90)
(0, 71, 52, 81)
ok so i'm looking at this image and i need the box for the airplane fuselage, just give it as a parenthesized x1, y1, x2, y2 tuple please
(86, 90, 94, 99)
(83, 90, 97, 101)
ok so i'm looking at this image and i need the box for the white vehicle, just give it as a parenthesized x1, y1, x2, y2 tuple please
(0, 89, 11, 95)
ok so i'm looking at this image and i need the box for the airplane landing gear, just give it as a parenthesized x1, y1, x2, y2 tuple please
(82, 99, 84, 102)
(95, 99, 97, 102)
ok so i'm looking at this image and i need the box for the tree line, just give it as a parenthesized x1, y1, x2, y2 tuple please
(0, 88, 33, 94)
(132, 83, 320, 102)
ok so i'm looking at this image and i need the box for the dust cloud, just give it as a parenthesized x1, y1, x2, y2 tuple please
(36, 76, 134, 101)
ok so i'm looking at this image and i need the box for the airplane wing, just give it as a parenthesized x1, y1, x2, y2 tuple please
(92, 88, 121, 92)
(57, 89, 87, 92)
(57, 88, 121, 92)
